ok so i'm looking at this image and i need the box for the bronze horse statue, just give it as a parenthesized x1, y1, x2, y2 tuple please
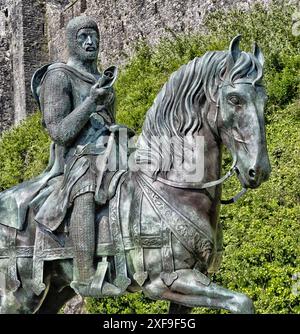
(0, 36, 271, 314)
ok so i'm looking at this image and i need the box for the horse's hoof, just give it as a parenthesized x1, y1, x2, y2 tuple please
(235, 294, 255, 314)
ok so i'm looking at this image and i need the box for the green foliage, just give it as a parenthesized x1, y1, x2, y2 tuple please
(86, 293, 168, 314)
(0, 0, 299, 314)
(0, 112, 50, 191)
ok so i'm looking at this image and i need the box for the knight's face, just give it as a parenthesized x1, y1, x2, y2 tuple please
(76, 28, 99, 60)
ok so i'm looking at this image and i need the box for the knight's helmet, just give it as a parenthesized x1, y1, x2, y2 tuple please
(66, 16, 100, 59)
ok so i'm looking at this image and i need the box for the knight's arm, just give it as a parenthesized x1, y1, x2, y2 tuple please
(106, 86, 116, 123)
(40, 70, 97, 146)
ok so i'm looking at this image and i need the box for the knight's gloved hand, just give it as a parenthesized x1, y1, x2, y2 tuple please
(109, 124, 135, 137)
(89, 83, 110, 104)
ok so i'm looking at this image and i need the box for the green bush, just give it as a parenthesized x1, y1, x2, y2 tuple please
(0, 0, 299, 314)
(0, 113, 50, 191)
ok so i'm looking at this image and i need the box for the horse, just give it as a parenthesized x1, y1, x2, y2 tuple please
(0, 35, 271, 314)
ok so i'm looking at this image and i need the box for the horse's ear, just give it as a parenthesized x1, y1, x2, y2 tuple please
(223, 35, 242, 78)
(229, 35, 242, 63)
(253, 42, 264, 67)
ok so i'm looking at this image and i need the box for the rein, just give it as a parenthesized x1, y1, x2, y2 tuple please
(141, 154, 247, 205)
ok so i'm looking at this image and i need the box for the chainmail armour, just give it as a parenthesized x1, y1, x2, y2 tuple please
(40, 17, 114, 287)
(70, 193, 95, 281)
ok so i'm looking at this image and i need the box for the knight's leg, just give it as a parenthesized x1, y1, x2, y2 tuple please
(70, 192, 96, 286)
(69, 192, 121, 297)
(143, 269, 254, 314)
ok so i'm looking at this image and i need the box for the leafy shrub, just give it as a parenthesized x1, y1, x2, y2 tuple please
(86, 293, 168, 314)
(0, 113, 50, 191)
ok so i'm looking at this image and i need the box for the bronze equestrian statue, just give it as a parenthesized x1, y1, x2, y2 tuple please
(0, 16, 271, 314)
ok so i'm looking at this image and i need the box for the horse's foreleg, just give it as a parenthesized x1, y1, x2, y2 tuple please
(143, 269, 254, 314)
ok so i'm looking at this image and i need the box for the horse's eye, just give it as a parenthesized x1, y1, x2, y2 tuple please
(227, 95, 241, 106)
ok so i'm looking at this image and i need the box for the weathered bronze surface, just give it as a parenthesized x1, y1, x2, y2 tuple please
(0, 16, 271, 314)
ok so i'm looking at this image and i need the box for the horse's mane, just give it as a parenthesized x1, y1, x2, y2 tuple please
(136, 50, 263, 173)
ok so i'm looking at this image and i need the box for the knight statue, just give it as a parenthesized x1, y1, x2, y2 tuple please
(0, 16, 132, 297)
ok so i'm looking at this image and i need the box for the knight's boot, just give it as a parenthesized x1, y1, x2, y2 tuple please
(69, 193, 121, 297)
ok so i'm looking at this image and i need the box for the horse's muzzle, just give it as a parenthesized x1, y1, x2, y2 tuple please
(236, 163, 271, 189)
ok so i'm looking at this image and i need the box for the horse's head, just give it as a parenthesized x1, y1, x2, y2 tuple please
(137, 36, 271, 189)
(216, 35, 271, 189)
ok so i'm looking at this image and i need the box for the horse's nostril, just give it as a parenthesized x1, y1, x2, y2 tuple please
(249, 169, 256, 179)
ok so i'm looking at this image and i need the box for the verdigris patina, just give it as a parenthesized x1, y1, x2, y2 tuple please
(0, 17, 271, 313)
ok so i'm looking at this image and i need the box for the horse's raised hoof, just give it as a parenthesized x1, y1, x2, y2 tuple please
(241, 297, 255, 314)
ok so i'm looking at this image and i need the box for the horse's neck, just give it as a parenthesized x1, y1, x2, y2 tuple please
(164, 114, 222, 187)
(136, 103, 222, 189)
(200, 121, 222, 185)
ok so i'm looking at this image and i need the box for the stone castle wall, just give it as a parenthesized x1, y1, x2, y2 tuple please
(0, 0, 48, 131)
(0, 1, 14, 131)
(0, 0, 286, 132)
